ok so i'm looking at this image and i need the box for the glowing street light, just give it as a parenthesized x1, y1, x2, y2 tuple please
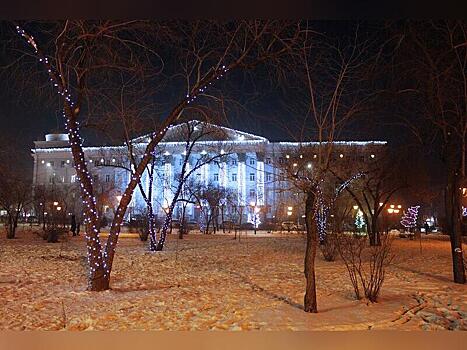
(53, 201, 59, 206)
(353, 205, 359, 210)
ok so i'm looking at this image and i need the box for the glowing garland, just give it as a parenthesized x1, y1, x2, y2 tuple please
(16, 25, 108, 284)
(17, 24, 231, 282)
(401, 205, 420, 229)
(315, 183, 328, 242)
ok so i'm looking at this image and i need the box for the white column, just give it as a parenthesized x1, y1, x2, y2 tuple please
(220, 161, 228, 188)
(184, 162, 193, 217)
(256, 160, 265, 206)
(163, 160, 173, 208)
(238, 160, 246, 206)
(201, 162, 209, 186)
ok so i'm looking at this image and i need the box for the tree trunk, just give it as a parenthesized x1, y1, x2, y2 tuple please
(88, 266, 110, 291)
(368, 216, 380, 246)
(6, 215, 15, 239)
(304, 191, 318, 313)
(446, 169, 466, 284)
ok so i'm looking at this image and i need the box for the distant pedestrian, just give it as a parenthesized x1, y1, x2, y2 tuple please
(424, 222, 430, 235)
(70, 215, 77, 236)
(76, 221, 81, 236)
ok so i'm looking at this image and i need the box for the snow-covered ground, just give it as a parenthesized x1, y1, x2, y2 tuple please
(0, 229, 466, 330)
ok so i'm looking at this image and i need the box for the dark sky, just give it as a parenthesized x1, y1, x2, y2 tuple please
(0, 20, 443, 195)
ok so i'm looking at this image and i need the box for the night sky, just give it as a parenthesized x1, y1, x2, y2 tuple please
(0, 20, 444, 200)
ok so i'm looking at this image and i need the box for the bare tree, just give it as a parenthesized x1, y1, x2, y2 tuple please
(149, 120, 232, 250)
(393, 21, 466, 283)
(0, 139, 31, 239)
(332, 149, 407, 246)
(277, 25, 388, 312)
(11, 21, 299, 291)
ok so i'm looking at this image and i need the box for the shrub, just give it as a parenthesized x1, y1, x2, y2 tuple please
(337, 232, 394, 302)
(319, 233, 338, 261)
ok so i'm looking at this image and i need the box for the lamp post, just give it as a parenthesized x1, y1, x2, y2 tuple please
(386, 204, 402, 232)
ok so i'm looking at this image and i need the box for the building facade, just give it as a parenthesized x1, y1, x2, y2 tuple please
(31, 121, 386, 226)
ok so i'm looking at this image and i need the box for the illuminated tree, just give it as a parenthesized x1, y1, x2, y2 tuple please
(355, 209, 365, 232)
(13, 21, 299, 291)
(400, 205, 420, 231)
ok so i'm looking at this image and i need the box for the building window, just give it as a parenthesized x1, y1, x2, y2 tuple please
(249, 189, 255, 198)
(214, 173, 219, 182)
(231, 159, 237, 166)
(278, 157, 284, 164)
(232, 173, 237, 182)
(61, 160, 66, 167)
(93, 175, 99, 182)
(49, 175, 55, 184)
(50, 161, 54, 167)
(266, 172, 272, 182)
(249, 173, 255, 181)
(265, 157, 271, 165)
(179, 158, 183, 166)
(71, 175, 76, 183)
(249, 158, 255, 165)
(105, 174, 111, 183)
